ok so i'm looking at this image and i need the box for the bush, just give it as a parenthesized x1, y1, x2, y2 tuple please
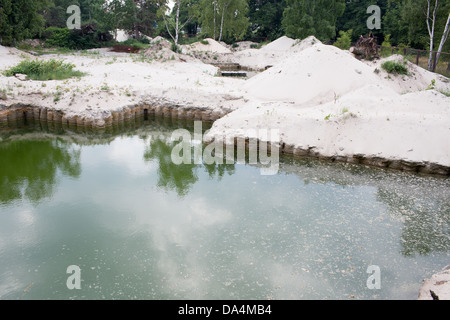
(381, 60, 408, 75)
(200, 39, 209, 45)
(43, 27, 72, 48)
(3, 59, 86, 80)
(42, 27, 99, 50)
(119, 39, 149, 49)
(334, 29, 353, 50)
(382, 34, 392, 48)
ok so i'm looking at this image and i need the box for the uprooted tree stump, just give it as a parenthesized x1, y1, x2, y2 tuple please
(350, 34, 379, 60)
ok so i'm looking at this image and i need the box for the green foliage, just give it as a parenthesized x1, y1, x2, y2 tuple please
(0, 0, 49, 46)
(119, 38, 150, 49)
(282, 0, 345, 41)
(43, 27, 71, 47)
(396, 43, 409, 55)
(3, 59, 86, 81)
(382, 34, 392, 48)
(200, 39, 209, 45)
(41, 27, 100, 49)
(171, 42, 181, 53)
(334, 29, 352, 50)
(248, 0, 286, 41)
(199, 0, 249, 43)
(381, 60, 408, 75)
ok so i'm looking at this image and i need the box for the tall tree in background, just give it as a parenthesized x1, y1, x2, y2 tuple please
(199, 0, 249, 42)
(107, 0, 159, 39)
(248, 0, 286, 41)
(159, 0, 198, 45)
(0, 0, 51, 45)
(435, 12, 450, 67)
(282, 0, 345, 41)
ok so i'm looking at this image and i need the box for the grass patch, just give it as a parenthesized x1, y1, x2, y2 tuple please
(3, 59, 86, 81)
(381, 60, 408, 75)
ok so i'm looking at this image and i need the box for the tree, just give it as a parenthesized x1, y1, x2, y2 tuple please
(423, 0, 450, 71)
(248, 0, 286, 41)
(334, 29, 353, 50)
(0, 0, 51, 46)
(435, 12, 450, 68)
(282, 0, 345, 41)
(426, 0, 439, 70)
(159, 0, 198, 45)
(199, 0, 249, 42)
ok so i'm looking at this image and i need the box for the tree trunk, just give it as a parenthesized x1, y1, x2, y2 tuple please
(426, 0, 439, 71)
(435, 13, 450, 68)
(175, 1, 180, 45)
(219, 5, 225, 42)
(213, 1, 217, 40)
(134, 2, 139, 39)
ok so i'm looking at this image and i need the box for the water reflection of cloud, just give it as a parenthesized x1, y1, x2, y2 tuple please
(82, 136, 155, 177)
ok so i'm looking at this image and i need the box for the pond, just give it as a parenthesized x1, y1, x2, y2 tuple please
(0, 117, 449, 300)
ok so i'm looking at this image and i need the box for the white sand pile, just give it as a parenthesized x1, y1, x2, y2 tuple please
(206, 83, 450, 167)
(244, 43, 383, 106)
(184, 38, 232, 54)
(231, 36, 320, 70)
(259, 36, 296, 52)
(143, 36, 196, 62)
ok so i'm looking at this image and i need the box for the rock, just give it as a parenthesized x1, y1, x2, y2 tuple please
(15, 73, 28, 81)
(418, 266, 450, 300)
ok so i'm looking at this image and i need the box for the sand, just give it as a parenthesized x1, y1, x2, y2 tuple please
(1, 36, 449, 172)
(183, 38, 232, 54)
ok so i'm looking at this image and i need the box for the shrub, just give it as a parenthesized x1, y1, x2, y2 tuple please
(200, 39, 209, 45)
(171, 42, 181, 53)
(334, 29, 353, 50)
(382, 34, 392, 48)
(3, 59, 86, 81)
(42, 27, 98, 50)
(119, 39, 149, 49)
(381, 60, 408, 75)
(44, 27, 72, 48)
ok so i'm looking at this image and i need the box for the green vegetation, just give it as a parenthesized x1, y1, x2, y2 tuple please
(0, 0, 449, 68)
(381, 60, 408, 75)
(118, 39, 150, 50)
(3, 59, 86, 81)
(334, 29, 352, 50)
(282, 0, 345, 41)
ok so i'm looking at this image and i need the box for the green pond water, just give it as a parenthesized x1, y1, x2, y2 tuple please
(0, 117, 449, 300)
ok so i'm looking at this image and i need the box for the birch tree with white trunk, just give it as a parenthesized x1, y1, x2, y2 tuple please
(426, 0, 439, 71)
(435, 12, 450, 68)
